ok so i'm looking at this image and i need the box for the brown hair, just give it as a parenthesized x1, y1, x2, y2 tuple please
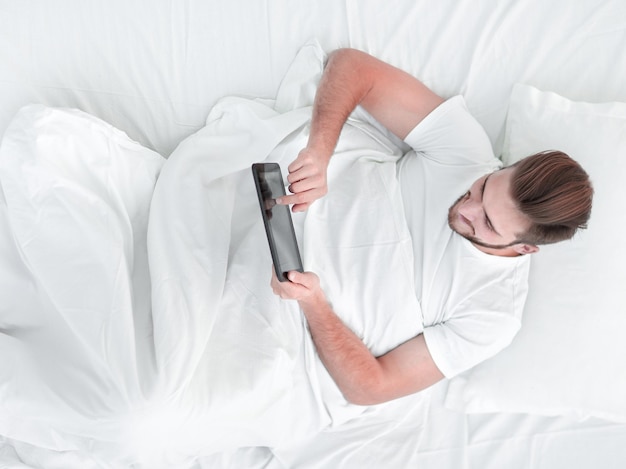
(510, 150, 593, 245)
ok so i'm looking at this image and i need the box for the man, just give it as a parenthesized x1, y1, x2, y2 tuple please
(271, 48, 593, 406)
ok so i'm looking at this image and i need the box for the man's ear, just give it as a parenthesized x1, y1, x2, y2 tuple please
(513, 243, 539, 255)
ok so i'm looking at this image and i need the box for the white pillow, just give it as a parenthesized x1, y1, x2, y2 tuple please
(445, 84, 626, 422)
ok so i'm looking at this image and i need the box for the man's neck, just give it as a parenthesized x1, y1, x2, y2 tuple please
(471, 242, 522, 257)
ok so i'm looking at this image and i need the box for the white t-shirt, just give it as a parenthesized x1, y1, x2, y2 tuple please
(398, 96, 530, 378)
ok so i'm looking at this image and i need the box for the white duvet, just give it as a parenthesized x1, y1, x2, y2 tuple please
(0, 42, 426, 467)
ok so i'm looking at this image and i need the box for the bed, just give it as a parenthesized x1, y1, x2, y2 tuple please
(1, 1, 626, 468)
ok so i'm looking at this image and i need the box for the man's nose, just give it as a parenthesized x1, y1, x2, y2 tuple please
(460, 199, 480, 222)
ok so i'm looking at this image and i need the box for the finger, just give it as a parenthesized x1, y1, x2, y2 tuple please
(272, 266, 297, 291)
(276, 189, 317, 206)
(276, 278, 306, 299)
(296, 187, 328, 208)
(286, 165, 318, 184)
(291, 202, 311, 213)
(270, 267, 280, 291)
(288, 270, 317, 287)
(287, 154, 306, 174)
(275, 193, 300, 205)
(271, 266, 291, 289)
(286, 271, 304, 284)
(288, 175, 324, 194)
(283, 271, 302, 287)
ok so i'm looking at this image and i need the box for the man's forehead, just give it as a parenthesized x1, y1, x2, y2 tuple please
(482, 168, 524, 236)
(481, 173, 501, 235)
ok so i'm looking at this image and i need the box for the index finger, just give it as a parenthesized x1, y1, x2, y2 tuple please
(275, 193, 298, 205)
(275, 194, 312, 213)
(276, 191, 313, 206)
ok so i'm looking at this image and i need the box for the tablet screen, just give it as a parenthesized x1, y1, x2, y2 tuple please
(252, 163, 303, 281)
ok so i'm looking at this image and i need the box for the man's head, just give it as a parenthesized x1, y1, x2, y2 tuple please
(448, 150, 593, 257)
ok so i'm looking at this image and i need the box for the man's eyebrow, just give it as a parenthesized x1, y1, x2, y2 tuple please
(481, 174, 502, 236)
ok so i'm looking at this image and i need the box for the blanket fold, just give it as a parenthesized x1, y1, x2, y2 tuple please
(0, 40, 424, 466)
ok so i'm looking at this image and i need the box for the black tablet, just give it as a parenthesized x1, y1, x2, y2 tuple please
(251, 163, 304, 282)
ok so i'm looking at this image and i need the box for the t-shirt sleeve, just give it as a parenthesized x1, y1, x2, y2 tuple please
(423, 307, 521, 378)
(421, 255, 529, 378)
(403, 95, 496, 167)
(416, 238, 530, 378)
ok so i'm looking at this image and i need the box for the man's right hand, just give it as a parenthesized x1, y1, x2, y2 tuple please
(276, 48, 444, 213)
(276, 147, 330, 212)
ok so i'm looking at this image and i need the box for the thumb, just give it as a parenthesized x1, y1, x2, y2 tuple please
(287, 270, 304, 283)
(287, 149, 307, 173)
(288, 270, 318, 289)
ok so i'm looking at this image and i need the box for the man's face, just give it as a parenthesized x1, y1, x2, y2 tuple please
(448, 168, 537, 255)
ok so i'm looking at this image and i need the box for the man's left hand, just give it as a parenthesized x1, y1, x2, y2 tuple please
(270, 268, 324, 307)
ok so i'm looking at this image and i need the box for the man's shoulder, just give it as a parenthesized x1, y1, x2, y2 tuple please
(403, 95, 496, 168)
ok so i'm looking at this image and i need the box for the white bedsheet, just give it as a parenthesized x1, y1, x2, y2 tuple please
(0, 42, 427, 467)
(3, 0, 624, 157)
(0, 105, 163, 464)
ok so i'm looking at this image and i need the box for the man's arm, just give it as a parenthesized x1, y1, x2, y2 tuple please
(279, 48, 444, 212)
(272, 271, 444, 405)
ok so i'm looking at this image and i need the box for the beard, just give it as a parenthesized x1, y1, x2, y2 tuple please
(447, 192, 521, 251)
(447, 191, 471, 236)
